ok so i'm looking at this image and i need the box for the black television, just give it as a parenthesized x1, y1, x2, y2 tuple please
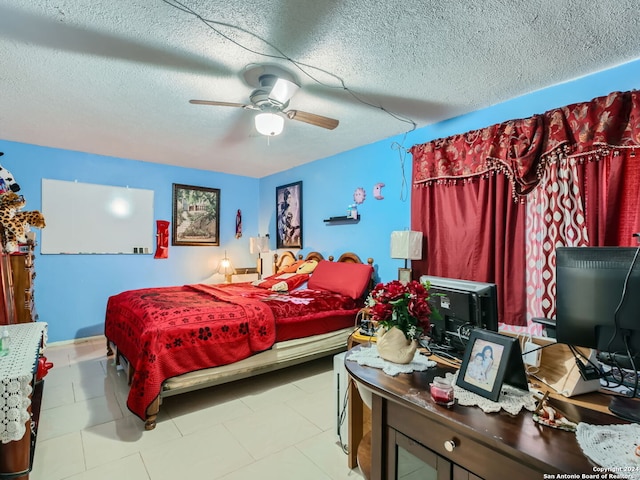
(555, 246, 640, 421)
(420, 275, 499, 355)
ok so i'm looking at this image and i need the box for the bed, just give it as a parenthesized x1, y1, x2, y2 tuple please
(105, 251, 374, 429)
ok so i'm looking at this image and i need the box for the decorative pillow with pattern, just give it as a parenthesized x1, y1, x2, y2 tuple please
(252, 273, 310, 292)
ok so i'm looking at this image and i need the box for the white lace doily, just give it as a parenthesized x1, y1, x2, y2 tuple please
(0, 322, 48, 444)
(576, 423, 640, 479)
(446, 371, 537, 415)
(347, 345, 436, 376)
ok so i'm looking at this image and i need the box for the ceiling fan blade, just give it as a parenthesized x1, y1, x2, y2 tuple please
(268, 78, 300, 106)
(285, 110, 339, 130)
(189, 100, 249, 108)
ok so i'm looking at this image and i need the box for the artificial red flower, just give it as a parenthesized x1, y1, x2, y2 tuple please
(366, 280, 434, 340)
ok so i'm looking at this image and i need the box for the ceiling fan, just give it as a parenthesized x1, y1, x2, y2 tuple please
(189, 64, 339, 136)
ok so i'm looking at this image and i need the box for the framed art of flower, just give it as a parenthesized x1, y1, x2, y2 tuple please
(172, 183, 220, 246)
(276, 181, 303, 249)
(455, 330, 528, 402)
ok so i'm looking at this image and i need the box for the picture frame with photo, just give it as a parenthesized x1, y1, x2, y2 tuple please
(276, 181, 303, 249)
(455, 330, 528, 402)
(172, 183, 220, 246)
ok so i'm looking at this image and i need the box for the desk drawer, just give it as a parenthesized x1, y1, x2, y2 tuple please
(386, 401, 539, 479)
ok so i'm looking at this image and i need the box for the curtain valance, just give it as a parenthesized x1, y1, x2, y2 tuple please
(411, 90, 640, 196)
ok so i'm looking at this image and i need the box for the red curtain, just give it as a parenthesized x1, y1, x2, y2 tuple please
(578, 149, 640, 246)
(411, 175, 528, 327)
(410, 90, 640, 327)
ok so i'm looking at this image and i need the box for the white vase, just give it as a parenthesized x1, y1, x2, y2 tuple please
(376, 326, 418, 364)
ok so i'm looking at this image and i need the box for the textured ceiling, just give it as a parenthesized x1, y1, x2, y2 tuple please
(1, 0, 639, 177)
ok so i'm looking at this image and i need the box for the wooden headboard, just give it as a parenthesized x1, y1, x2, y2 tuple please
(272, 251, 374, 274)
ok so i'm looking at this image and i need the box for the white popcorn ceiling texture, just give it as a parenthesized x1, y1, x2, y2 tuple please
(0, 0, 639, 177)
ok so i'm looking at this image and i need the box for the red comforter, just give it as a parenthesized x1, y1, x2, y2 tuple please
(105, 283, 359, 420)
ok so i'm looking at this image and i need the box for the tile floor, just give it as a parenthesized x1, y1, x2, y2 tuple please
(30, 336, 364, 480)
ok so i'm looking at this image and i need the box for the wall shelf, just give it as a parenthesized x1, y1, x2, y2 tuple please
(323, 215, 360, 225)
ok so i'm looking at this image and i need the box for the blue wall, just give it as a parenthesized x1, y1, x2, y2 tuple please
(0, 143, 260, 342)
(259, 58, 640, 283)
(259, 139, 414, 283)
(3, 58, 640, 342)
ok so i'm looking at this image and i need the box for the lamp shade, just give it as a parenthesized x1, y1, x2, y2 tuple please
(249, 236, 270, 254)
(216, 253, 236, 276)
(390, 230, 423, 260)
(255, 112, 284, 136)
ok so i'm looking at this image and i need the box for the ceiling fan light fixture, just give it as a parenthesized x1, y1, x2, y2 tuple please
(255, 112, 284, 136)
(269, 78, 299, 105)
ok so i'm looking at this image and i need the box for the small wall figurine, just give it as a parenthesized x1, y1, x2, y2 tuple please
(353, 187, 366, 204)
(154, 220, 169, 259)
(373, 182, 385, 200)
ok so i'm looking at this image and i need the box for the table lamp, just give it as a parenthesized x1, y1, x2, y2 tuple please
(216, 251, 236, 283)
(390, 230, 423, 283)
(249, 235, 270, 279)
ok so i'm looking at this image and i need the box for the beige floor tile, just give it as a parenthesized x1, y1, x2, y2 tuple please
(287, 387, 334, 431)
(43, 345, 71, 369)
(38, 392, 124, 442)
(33, 338, 363, 480)
(66, 453, 151, 480)
(237, 381, 307, 412)
(141, 424, 254, 480)
(164, 389, 253, 436)
(219, 445, 331, 480)
(68, 339, 110, 366)
(43, 358, 106, 390)
(224, 402, 322, 460)
(30, 431, 86, 480)
(297, 430, 364, 480)
(41, 381, 75, 410)
(290, 360, 335, 394)
(81, 415, 182, 470)
(73, 373, 118, 403)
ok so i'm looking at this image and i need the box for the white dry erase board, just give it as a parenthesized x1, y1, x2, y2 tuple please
(41, 179, 154, 254)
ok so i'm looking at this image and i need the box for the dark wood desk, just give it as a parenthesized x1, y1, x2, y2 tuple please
(346, 349, 629, 479)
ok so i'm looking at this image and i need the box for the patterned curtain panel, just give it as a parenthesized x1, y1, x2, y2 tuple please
(410, 90, 640, 328)
(525, 148, 640, 332)
(541, 90, 640, 159)
(410, 115, 544, 198)
(524, 152, 590, 334)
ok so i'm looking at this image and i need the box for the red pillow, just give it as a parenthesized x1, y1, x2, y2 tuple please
(307, 260, 373, 299)
(253, 273, 309, 292)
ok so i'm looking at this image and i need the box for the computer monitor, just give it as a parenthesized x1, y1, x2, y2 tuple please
(420, 275, 499, 354)
(555, 246, 640, 421)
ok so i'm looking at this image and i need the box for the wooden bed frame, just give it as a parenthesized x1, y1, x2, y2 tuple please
(107, 250, 374, 430)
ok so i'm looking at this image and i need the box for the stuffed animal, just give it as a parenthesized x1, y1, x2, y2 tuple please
(0, 154, 21, 193)
(0, 191, 26, 219)
(0, 191, 45, 253)
(1, 210, 46, 253)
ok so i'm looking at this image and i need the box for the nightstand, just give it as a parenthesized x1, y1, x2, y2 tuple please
(346, 308, 376, 472)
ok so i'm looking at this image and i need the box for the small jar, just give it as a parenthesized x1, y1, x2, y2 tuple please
(430, 377, 454, 407)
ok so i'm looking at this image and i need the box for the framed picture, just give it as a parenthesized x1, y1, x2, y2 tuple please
(456, 330, 527, 402)
(172, 183, 220, 246)
(276, 181, 303, 249)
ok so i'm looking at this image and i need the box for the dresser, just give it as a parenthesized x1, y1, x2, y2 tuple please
(9, 243, 37, 323)
(345, 348, 628, 479)
(0, 254, 16, 325)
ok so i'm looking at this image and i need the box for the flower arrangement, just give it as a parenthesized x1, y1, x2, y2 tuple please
(366, 279, 434, 341)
